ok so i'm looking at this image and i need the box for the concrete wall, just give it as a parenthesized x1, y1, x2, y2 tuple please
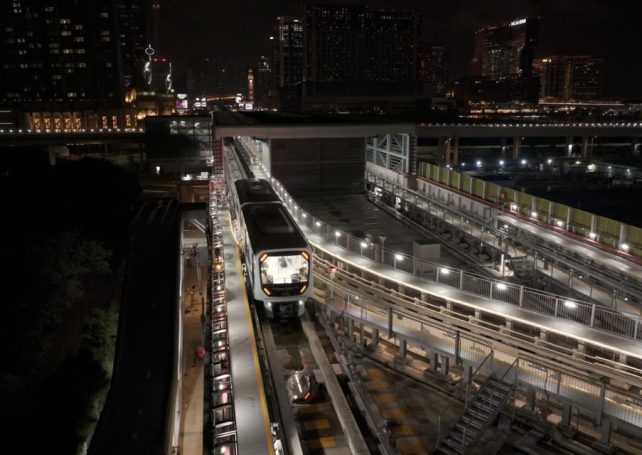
(270, 137, 365, 194)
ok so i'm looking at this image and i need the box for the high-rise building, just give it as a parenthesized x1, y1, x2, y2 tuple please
(419, 45, 448, 95)
(538, 56, 604, 101)
(272, 16, 304, 110)
(299, 4, 423, 112)
(467, 17, 539, 102)
(246, 68, 254, 108)
(471, 17, 539, 80)
(273, 17, 304, 88)
(0, 0, 157, 126)
(116, 0, 152, 91)
(0, 0, 124, 108)
(304, 5, 422, 83)
(255, 55, 272, 108)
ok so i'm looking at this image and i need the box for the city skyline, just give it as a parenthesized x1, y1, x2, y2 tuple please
(160, 0, 642, 98)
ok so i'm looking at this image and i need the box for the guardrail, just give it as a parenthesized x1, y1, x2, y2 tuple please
(418, 162, 642, 258)
(246, 157, 642, 342)
(206, 177, 239, 453)
(314, 264, 642, 430)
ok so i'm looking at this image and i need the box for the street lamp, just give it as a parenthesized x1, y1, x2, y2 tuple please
(360, 241, 367, 256)
(563, 300, 577, 309)
(335, 230, 341, 244)
(394, 253, 404, 269)
(379, 235, 387, 263)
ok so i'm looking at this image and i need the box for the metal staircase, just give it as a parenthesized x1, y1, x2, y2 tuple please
(435, 371, 515, 454)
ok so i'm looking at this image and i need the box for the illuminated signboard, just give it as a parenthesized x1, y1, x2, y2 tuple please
(176, 93, 188, 110)
(510, 18, 526, 26)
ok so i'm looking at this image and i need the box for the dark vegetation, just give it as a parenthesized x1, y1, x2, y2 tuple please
(0, 152, 141, 452)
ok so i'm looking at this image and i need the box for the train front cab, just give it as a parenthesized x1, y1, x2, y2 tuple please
(251, 249, 313, 318)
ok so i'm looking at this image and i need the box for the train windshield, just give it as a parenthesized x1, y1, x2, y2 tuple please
(259, 252, 309, 285)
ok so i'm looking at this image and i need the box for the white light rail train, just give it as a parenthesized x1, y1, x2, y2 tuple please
(229, 178, 313, 318)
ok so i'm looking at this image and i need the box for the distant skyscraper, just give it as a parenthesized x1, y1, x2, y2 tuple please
(304, 5, 422, 83)
(247, 68, 254, 108)
(116, 0, 151, 90)
(467, 17, 539, 102)
(255, 55, 272, 107)
(0, 0, 152, 107)
(273, 16, 304, 88)
(419, 45, 448, 95)
(538, 56, 604, 101)
(471, 17, 539, 80)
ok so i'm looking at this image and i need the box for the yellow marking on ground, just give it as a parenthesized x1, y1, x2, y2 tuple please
(303, 419, 331, 431)
(235, 247, 275, 455)
(391, 424, 415, 437)
(398, 442, 426, 455)
(382, 407, 404, 418)
(297, 403, 327, 414)
(308, 436, 337, 449)
(374, 393, 397, 404)
(367, 379, 389, 390)
(368, 368, 385, 378)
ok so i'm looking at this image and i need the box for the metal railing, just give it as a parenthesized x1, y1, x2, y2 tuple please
(316, 267, 642, 429)
(246, 157, 642, 341)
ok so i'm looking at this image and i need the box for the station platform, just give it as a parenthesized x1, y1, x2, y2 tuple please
(220, 211, 274, 455)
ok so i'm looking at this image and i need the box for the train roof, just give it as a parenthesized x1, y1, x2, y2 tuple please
(234, 179, 280, 206)
(241, 202, 309, 252)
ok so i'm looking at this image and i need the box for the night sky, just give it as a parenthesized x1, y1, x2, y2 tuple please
(160, 0, 642, 98)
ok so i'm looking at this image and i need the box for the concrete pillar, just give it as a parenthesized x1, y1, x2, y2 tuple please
(560, 403, 573, 431)
(581, 136, 590, 158)
(431, 352, 439, 372)
(512, 136, 522, 159)
(399, 339, 407, 358)
(566, 136, 575, 157)
(348, 319, 355, 342)
(592, 419, 614, 454)
(596, 381, 607, 426)
(442, 356, 450, 375)
(440, 137, 451, 165)
(618, 223, 627, 245)
(372, 328, 379, 347)
(525, 387, 536, 412)
(451, 136, 460, 165)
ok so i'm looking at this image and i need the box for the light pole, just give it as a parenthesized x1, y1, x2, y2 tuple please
(379, 235, 387, 263)
(394, 253, 404, 269)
